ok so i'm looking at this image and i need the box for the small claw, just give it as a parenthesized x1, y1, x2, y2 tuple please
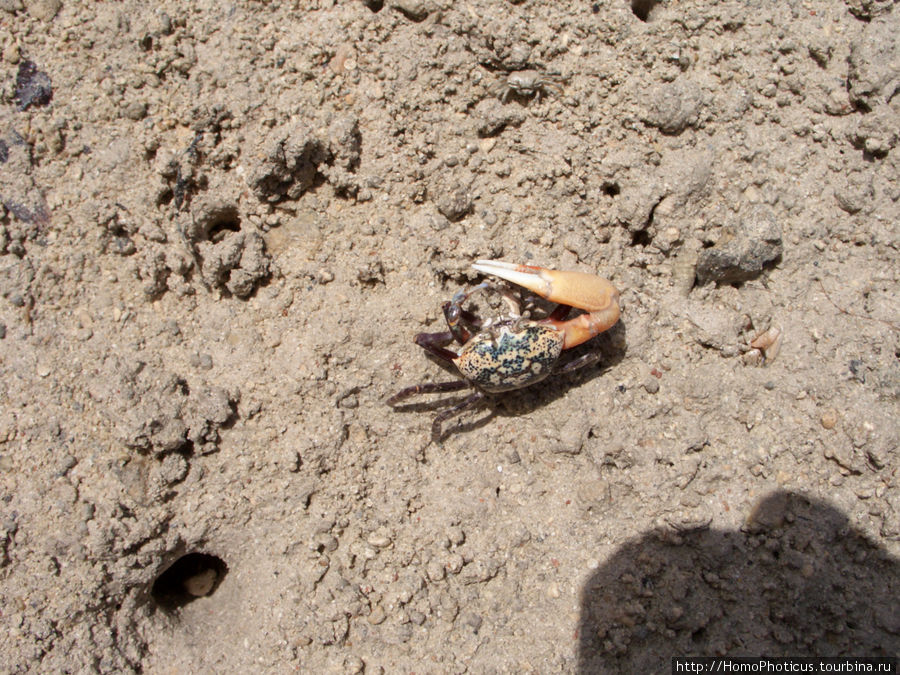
(472, 260, 621, 348)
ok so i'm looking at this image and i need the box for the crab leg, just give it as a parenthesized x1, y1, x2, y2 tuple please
(431, 391, 485, 442)
(471, 260, 621, 349)
(387, 379, 472, 406)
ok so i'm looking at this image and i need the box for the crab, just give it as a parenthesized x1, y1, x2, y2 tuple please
(388, 260, 621, 441)
(492, 70, 563, 104)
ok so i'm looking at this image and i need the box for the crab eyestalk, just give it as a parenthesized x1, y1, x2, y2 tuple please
(444, 282, 489, 344)
(471, 260, 621, 349)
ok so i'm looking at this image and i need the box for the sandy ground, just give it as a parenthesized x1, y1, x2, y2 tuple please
(1, 0, 899, 672)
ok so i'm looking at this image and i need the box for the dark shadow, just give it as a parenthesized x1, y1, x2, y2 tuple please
(437, 405, 497, 442)
(631, 0, 662, 22)
(577, 491, 900, 673)
(389, 321, 627, 443)
(491, 321, 627, 417)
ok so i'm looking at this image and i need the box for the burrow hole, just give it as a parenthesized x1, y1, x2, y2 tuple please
(630, 229, 653, 247)
(601, 182, 621, 197)
(205, 206, 241, 243)
(151, 552, 228, 610)
(631, 0, 662, 22)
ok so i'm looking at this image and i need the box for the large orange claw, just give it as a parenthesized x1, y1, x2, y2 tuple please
(471, 260, 621, 349)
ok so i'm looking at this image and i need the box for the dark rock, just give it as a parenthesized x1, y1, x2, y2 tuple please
(696, 208, 782, 284)
(15, 60, 53, 111)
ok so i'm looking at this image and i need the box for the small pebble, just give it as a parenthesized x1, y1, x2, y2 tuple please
(184, 569, 217, 597)
(820, 409, 838, 429)
(445, 553, 464, 575)
(158, 453, 189, 486)
(3, 43, 20, 65)
(339, 394, 359, 409)
(367, 605, 386, 625)
(25, 0, 62, 21)
(665, 605, 685, 624)
(446, 526, 465, 546)
(391, 0, 430, 21)
(343, 656, 365, 674)
(367, 531, 392, 548)
(643, 377, 660, 394)
(190, 353, 213, 370)
(461, 612, 483, 631)
(123, 101, 147, 120)
(426, 560, 445, 582)
(746, 492, 788, 531)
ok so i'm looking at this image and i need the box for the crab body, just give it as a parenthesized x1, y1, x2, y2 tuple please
(388, 260, 621, 441)
(457, 321, 564, 393)
(493, 70, 563, 104)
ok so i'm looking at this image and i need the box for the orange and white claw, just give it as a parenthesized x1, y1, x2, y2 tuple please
(471, 259, 621, 349)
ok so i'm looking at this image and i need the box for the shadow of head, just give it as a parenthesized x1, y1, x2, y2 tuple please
(577, 491, 900, 673)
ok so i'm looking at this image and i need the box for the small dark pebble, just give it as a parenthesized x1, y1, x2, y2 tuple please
(6, 199, 50, 225)
(56, 454, 77, 476)
(461, 612, 483, 632)
(110, 236, 135, 256)
(764, 381, 775, 390)
(15, 60, 53, 111)
(124, 101, 148, 121)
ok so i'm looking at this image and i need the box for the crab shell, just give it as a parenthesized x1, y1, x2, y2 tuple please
(456, 320, 565, 393)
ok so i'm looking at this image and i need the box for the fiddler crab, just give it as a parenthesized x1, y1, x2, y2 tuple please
(493, 70, 564, 104)
(388, 260, 621, 441)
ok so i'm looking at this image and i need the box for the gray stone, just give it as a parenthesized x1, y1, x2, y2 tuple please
(641, 79, 703, 134)
(474, 98, 526, 138)
(435, 184, 473, 222)
(123, 101, 147, 121)
(24, 0, 61, 22)
(390, 0, 431, 21)
(844, 0, 896, 20)
(696, 208, 782, 284)
(847, 15, 900, 109)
